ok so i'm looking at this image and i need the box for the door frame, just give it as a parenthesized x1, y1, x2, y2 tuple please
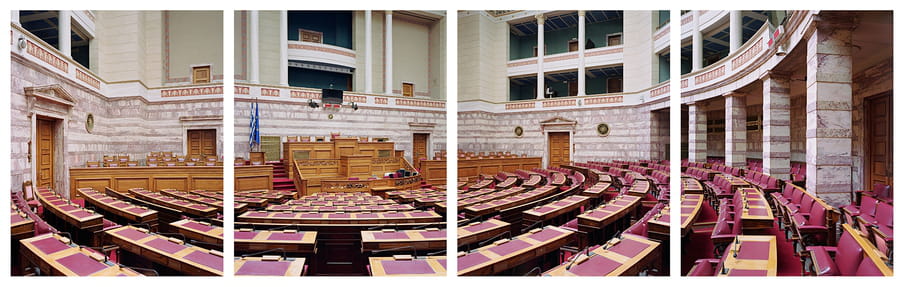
(186, 128, 218, 157)
(180, 116, 223, 157)
(863, 91, 893, 187)
(31, 113, 66, 193)
(540, 117, 577, 168)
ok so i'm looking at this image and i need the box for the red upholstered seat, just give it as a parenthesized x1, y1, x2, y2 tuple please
(807, 230, 862, 276)
(687, 259, 720, 276)
(843, 195, 878, 224)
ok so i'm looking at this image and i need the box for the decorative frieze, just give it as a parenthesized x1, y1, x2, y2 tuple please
(261, 88, 280, 97)
(76, 69, 100, 89)
(26, 41, 68, 72)
(160, 86, 223, 97)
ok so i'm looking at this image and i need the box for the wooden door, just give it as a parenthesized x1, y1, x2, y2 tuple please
(188, 129, 217, 157)
(866, 93, 893, 187)
(548, 132, 570, 168)
(413, 133, 429, 168)
(36, 118, 54, 189)
(568, 40, 579, 52)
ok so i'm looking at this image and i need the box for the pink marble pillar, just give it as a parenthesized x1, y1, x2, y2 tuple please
(806, 19, 854, 207)
(724, 92, 747, 168)
(762, 72, 792, 180)
(688, 103, 707, 162)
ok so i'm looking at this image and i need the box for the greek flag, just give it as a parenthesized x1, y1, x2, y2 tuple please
(249, 100, 260, 150)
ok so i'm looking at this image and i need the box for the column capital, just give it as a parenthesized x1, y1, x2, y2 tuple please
(760, 70, 792, 82)
(723, 91, 745, 98)
(386, 10, 392, 16)
(535, 13, 545, 22)
(577, 10, 585, 17)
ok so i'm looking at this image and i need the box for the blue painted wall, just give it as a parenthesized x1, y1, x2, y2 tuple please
(289, 67, 352, 91)
(288, 11, 353, 49)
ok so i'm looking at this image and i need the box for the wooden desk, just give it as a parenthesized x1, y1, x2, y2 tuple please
(369, 256, 446, 276)
(234, 203, 249, 215)
(458, 187, 525, 208)
(682, 178, 704, 194)
(189, 189, 224, 200)
(267, 203, 415, 213)
(458, 219, 511, 247)
(577, 195, 641, 233)
(717, 174, 751, 193)
(458, 226, 574, 276)
(19, 233, 143, 276)
(522, 174, 543, 188)
(548, 172, 567, 186)
(129, 188, 217, 218)
(11, 207, 35, 240)
(458, 157, 543, 180)
(463, 185, 559, 217)
(106, 225, 223, 276)
(737, 188, 775, 231)
(646, 207, 670, 240)
(235, 165, 275, 192)
(35, 188, 103, 243)
(234, 229, 318, 255)
(543, 234, 661, 276)
(679, 194, 704, 236)
(169, 219, 224, 246)
(361, 228, 446, 252)
(523, 195, 589, 224)
(234, 256, 306, 276)
(69, 165, 223, 200)
(468, 179, 493, 191)
(160, 189, 224, 212)
(496, 176, 518, 189)
(580, 182, 612, 200)
(418, 159, 447, 186)
(235, 196, 268, 208)
(77, 188, 158, 227)
(715, 235, 777, 276)
(625, 180, 651, 198)
(237, 210, 443, 225)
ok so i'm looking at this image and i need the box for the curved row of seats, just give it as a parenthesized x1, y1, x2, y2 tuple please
(770, 181, 838, 250)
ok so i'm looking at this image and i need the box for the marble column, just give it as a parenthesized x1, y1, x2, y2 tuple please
(577, 10, 586, 96)
(692, 11, 702, 71)
(365, 10, 373, 94)
(536, 14, 546, 99)
(250, 10, 260, 84)
(805, 18, 854, 207)
(59, 10, 71, 57)
(279, 10, 288, 86)
(385, 11, 393, 96)
(729, 10, 743, 52)
(762, 72, 792, 180)
(688, 103, 708, 162)
(724, 92, 747, 168)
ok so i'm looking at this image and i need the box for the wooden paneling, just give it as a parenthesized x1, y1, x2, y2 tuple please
(457, 157, 543, 179)
(69, 166, 223, 199)
(420, 160, 447, 185)
(235, 165, 274, 192)
(284, 140, 397, 179)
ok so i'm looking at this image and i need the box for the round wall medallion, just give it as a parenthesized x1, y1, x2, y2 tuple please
(596, 123, 610, 136)
(86, 113, 95, 133)
(328, 114, 334, 120)
(514, 126, 524, 137)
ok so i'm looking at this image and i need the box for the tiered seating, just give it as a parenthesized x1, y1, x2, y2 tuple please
(742, 170, 780, 193)
(790, 162, 807, 183)
(842, 193, 893, 262)
(770, 181, 839, 249)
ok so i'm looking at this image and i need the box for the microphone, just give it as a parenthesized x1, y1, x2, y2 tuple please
(524, 266, 542, 276)
(565, 245, 591, 270)
(77, 245, 109, 262)
(241, 248, 287, 259)
(371, 245, 418, 259)
(426, 249, 447, 256)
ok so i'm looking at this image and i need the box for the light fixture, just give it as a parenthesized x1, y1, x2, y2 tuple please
(17, 37, 27, 50)
(307, 99, 319, 108)
(775, 43, 788, 56)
